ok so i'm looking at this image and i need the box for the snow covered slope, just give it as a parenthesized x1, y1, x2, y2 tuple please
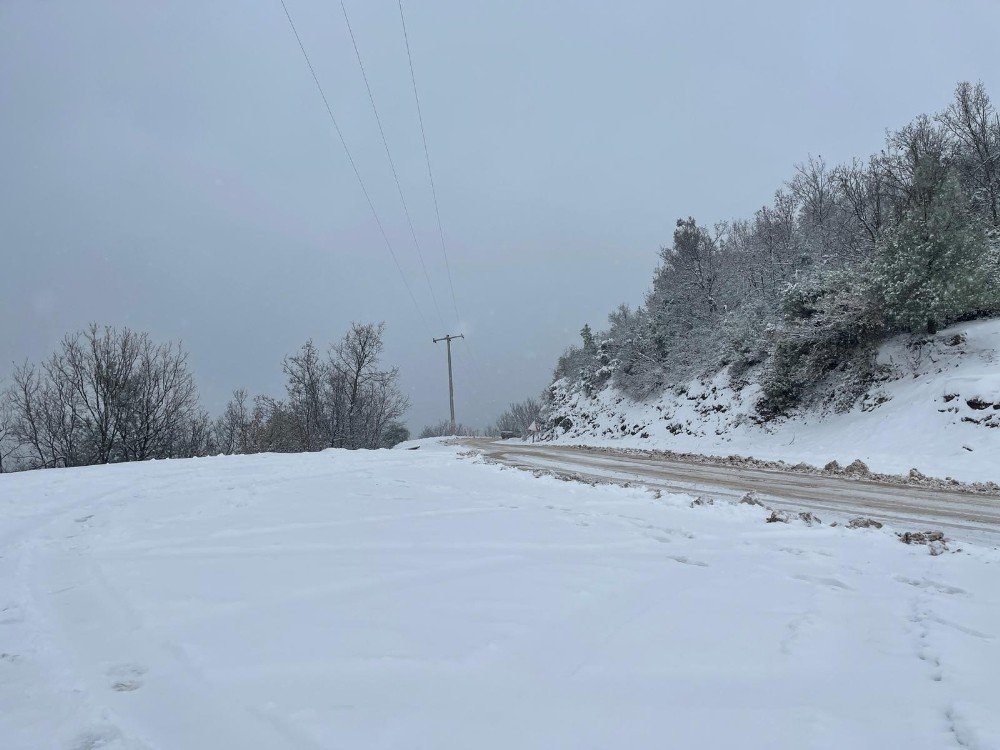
(2, 445, 999, 748)
(543, 319, 1000, 483)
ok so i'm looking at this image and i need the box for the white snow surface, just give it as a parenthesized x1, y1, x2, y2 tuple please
(1, 443, 999, 749)
(543, 319, 1000, 484)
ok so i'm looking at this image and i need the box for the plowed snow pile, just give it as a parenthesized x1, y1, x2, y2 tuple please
(544, 319, 1000, 483)
(2, 442, 998, 748)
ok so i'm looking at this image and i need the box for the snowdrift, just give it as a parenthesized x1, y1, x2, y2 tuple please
(543, 319, 1000, 484)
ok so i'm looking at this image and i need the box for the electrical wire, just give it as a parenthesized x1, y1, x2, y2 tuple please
(396, 0, 462, 328)
(339, 0, 447, 330)
(278, 0, 431, 335)
(396, 0, 487, 376)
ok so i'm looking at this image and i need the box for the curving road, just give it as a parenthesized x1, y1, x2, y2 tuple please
(466, 440, 1000, 546)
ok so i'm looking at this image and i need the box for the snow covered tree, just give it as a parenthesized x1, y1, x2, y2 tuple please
(606, 305, 664, 399)
(543, 82, 1000, 421)
(873, 171, 1000, 333)
(758, 270, 885, 416)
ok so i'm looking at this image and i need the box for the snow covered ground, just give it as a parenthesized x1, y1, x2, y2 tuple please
(543, 319, 1000, 484)
(2, 441, 999, 749)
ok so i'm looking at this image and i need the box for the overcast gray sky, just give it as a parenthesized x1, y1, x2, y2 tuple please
(2, 0, 999, 431)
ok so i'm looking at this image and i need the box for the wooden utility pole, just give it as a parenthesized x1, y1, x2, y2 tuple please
(432, 333, 464, 433)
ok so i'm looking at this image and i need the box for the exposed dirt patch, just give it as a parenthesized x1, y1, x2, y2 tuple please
(847, 517, 884, 529)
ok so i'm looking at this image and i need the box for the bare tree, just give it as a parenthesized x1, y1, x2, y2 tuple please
(790, 155, 860, 264)
(490, 398, 543, 437)
(9, 360, 83, 468)
(215, 388, 253, 454)
(330, 322, 407, 449)
(173, 408, 214, 458)
(355, 374, 409, 448)
(0, 389, 21, 473)
(5, 325, 201, 469)
(283, 340, 327, 452)
(119, 337, 199, 461)
(881, 114, 951, 222)
(213, 322, 409, 455)
(49, 325, 141, 464)
(832, 157, 889, 248)
(939, 81, 1000, 226)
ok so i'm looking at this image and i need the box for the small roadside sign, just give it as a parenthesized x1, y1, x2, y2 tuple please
(527, 421, 540, 442)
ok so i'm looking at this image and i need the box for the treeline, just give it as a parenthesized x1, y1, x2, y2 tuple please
(0, 322, 409, 473)
(489, 398, 542, 437)
(417, 398, 542, 440)
(1, 325, 205, 471)
(553, 82, 1000, 417)
(215, 322, 408, 455)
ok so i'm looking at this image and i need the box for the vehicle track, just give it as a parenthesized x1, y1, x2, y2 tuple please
(467, 441, 1000, 546)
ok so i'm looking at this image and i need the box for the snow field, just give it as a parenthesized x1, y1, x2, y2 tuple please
(1, 442, 998, 748)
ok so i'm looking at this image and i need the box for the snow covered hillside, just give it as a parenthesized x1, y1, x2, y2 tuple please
(2, 443, 999, 748)
(543, 318, 1000, 484)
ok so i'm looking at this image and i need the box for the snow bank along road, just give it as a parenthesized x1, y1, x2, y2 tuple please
(469, 440, 1000, 546)
(2, 441, 998, 748)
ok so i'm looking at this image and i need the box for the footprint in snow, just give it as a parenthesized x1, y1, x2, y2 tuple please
(917, 647, 943, 681)
(894, 576, 967, 596)
(780, 611, 815, 655)
(107, 663, 147, 692)
(71, 725, 125, 750)
(792, 574, 852, 590)
(666, 555, 709, 567)
(0, 603, 24, 625)
(926, 614, 994, 640)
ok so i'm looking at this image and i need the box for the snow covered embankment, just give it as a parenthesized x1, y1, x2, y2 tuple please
(544, 319, 1000, 484)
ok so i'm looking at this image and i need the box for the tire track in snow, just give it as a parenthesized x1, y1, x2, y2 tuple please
(470, 441, 1000, 544)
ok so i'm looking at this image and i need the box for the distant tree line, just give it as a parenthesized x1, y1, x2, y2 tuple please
(1, 325, 205, 471)
(216, 322, 409, 455)
(552, 82, 1000, 418)
(0, 321, 409, 473)
(418, 420, 480, 439)
(417, 398, 543, 440)
(488, 398, 543, 437)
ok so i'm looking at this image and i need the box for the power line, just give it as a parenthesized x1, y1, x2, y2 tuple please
(396, 0, 488, 378)
(277, 0, 431, 335)
(396, 0, 462, 328)
(338, 0, 446, 330)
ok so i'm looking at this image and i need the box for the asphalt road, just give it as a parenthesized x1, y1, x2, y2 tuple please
(466, 440, 1000, 546)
